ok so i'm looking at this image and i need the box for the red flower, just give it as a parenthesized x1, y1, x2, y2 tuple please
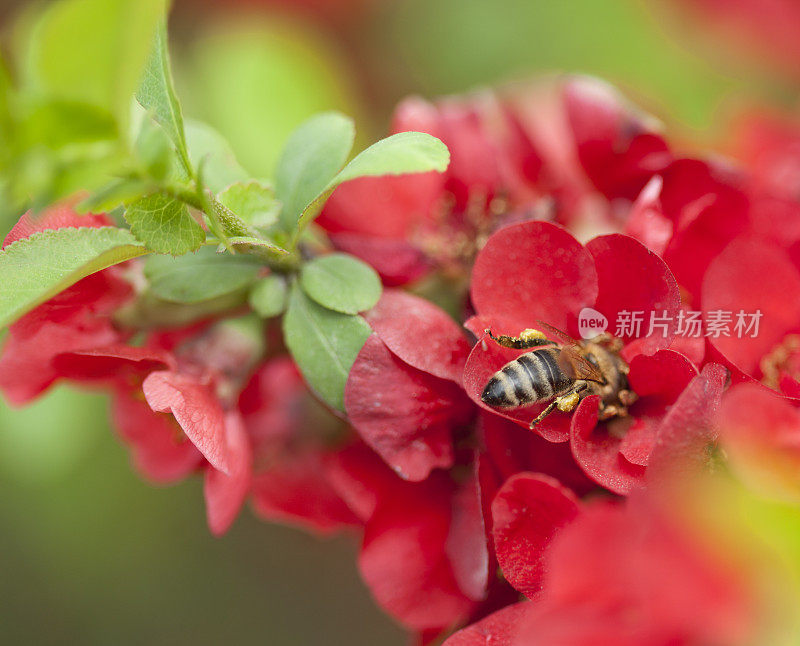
(514, 496, 755, 646)
(0, 207, 133, 404)
(562, 77, 671, 202)
(327, 441, 486, 632)
(623, 158, 750, 304)
(318, 77, 668, 285)
(701, 235, 800, 392)
(444, 492, 754, 646)
(240, 357, 358, 534)
(464, 220, 691, 493)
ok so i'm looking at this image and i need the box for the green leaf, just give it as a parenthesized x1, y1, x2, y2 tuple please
(283, 283, 371, 411)
(134, 114, 172, 180)
(185, 120, 249, 193)
(300, 253, 381, 314)
(136, 21, 191, 174)
(275, 112, 354, 232)
(217, 180, 280, 232)
(144, 246, 262, 304)
(291, 131, 449, 245)
(26, 0, 166, 127)
(77, 177, 152, 214)
(248, 275, 287, 318)
(0, 227, 146, 328)
(125, 193, 205, 255)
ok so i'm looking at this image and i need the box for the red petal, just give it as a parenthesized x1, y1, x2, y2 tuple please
(586, 234, 680, 352)
(463, 333, 571, 442)
(648, 363, 728, 481)
(317, 172, 442, 239)
(660, 159, 749, 302)
(479, 412, 596, 496)
(623, 176, 673, 256)
(251, 450, 357, 535)
(366, 290, 471, 382)
(628, 349, 698, 400)
(325, 441, 394, 523)
(110, 385, 203, 483)
(330, 232, 430, 286)
(569, 396, 646, 494)
(204, 412, 252, 536)
(142, 370, 231, 474)
(442, 602, 529, 646)
(564, 77, 671, 200)
(345, 335, 473, 480)
(358, 478, 473, 631)
(492, 473, 580, 598)
(471, 221, 597, 336)
(3, 205, 111, 248)
(52, 345, 174, 381)
(702, 236, 800, 377)
(0, 320, 119, 405)
(446, 466, 490, 602)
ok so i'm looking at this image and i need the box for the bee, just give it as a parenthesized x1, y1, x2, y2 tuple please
(481, 323, 637, 428)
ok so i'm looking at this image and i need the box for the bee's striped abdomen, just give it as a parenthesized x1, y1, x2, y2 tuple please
(481, 349, 572, 409)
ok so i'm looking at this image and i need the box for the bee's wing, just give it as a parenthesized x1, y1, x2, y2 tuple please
(557, 345, 606, 384)
(535, 320, 579, 346)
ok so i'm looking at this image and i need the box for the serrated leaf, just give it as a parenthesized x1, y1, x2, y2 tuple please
(248, 275, 287, 318)
(300, 253, 381, 314)
(283, 283, 371, 411)
(218, 181, 279, 232)
(26, 0, 166, 127)
(185, 120, 249, 193)
(291, 131, 449, 245)
(144, 246, 262, 304)
(136, 21, 191, 174)
(125, 193, 205, 255)
(0, 227, 146, 328)
(275, 112, 354, 232)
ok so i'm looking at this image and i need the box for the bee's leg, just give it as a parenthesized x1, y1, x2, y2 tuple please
(529, 400, 559, 429)
(485, 328, 554, 350)
(530, 383, 587, 429)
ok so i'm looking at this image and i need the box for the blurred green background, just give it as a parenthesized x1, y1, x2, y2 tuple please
(0, 0, 796, 643)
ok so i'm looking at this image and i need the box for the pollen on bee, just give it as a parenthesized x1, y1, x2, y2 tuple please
(520, 328, 547, 343)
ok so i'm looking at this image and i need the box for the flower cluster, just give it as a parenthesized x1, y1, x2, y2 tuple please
(5, 69, 800, 645)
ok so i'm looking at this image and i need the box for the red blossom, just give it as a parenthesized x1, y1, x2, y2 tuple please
(110, 383, 203, 484)
(0, 207, 133, 404)
(701, 235, 800, 390)
(318, 77, 669, 285)
(564, 77, 671, 202)
(569, 350, 697, 494)
(329, 442, 486, 631)
(510, 496, 755, 646)
(465, 221, 680, 449)
(240, 357, 358, 534)
(624, 158, 750, 304)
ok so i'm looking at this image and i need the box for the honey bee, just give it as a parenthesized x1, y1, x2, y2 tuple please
(481, 323, 637, 428)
